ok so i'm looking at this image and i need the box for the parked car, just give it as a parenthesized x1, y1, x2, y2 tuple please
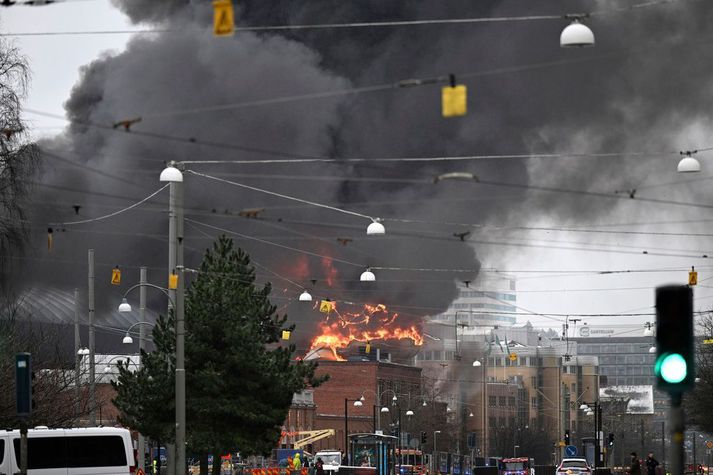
(556, 458, 592, 475)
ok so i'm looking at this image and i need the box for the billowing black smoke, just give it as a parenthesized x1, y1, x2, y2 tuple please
(19, 0, 713, 350)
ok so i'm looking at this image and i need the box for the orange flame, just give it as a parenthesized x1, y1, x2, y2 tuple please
(308, 303, 423, 361)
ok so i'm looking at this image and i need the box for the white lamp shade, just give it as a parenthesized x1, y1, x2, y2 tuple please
(123, 335, 134, 344)
(469, 412, 474, 417)
(360, 269, 376, 282)
(406, 410, 414, 416)
(159, 166, 183, 183)
(472, 360, 482, 367)
(381, 407, 389, 413)
(643, 327, 653, 337)
(560, 20, 595, 48)
(392, 395, 398, 401)
(299, 290, 312, 302)
(367, 221, 385, 235)
(678, 156, 701, 173)
(360, 395, 366, 402)
(586, 410, 594, 416)
(649, 345, 657, 353)
(579, 403, 588, 410)
(118, 298, 132, 313)
(353, 400, 363, 407)
(422, 400, 427, 406)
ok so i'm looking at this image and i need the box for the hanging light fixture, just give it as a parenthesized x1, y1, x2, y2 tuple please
(643, 322, 653, 337)
(353, 400, 363, 407)
(122, 334, 134, 345)
(367, 219, 386, 235)
(360, 268, 376, 282)
(422, 400, 427, 407)
(469, 412, 474, 417)
(649, 345, 657, 354)
(118, 298, 132, 313)
(678, 151, 701, 173)
(381, 407, 390, 413)
(299, 290, 312, 302)
(560, 15, 594, 48)
(406, 410, 414, 416)
(472, 360, 482, 367)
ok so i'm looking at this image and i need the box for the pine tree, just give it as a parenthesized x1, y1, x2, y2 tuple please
(186, 236, 327, 473)
(113, 236, 327, 475)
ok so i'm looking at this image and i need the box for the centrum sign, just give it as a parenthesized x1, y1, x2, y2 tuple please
(577, 326, 642, 338)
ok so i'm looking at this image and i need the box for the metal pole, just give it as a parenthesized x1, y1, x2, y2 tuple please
(693, 432, 697, 474)
(670, 394, 684, 475)
(167, 174, 177, 475)
(662, 421, 666, 472)
(176, 171, 186, 475)
(74, 288, 80, 416)
(138, 267, 147, 473)
(88, 249, 96, 426)
(483, 366, 487, 457)
(19, 423, 27, 475)
(344, 399, 349, 465)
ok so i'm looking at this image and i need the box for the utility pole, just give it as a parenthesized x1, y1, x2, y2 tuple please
(662, 421, 666, 472)
(138, 267, 147, 473)
(88, 249, 96, 426)
(74, 288, 80, 416)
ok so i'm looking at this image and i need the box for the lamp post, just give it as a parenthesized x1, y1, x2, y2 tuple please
(580, 401, 603, 469)
(473, 359, 487, 457)
(345, 398, 363, 465)
(160, 163, 185, 475)
(434, 430, 441, 471)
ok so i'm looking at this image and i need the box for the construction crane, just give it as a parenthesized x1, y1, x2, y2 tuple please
(280, 429, 335, 449)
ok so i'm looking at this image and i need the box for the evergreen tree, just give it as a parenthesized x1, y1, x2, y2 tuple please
(113, 236, 327, 475)
(112, 311, 175, 443)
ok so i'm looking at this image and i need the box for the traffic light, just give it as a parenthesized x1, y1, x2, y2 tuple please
(564, 429, 570, 445)
(421, 431, 427, 444)
(608, 433, 615, 447)
(16, 353, 31, 417)
(655, 285, 695, 393)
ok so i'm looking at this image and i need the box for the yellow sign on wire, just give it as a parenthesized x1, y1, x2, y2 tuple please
(282, 330, 291, 341)
(213, 0, 235, 37)
(689, 270, 698, 286)
(442, 85, 467, 118)
(111, 267, 121, 285)
(319, 299, 335, 313)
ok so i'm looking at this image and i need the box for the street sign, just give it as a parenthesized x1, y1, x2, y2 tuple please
(509, 353, 517, 362)
(111, 266, 121, 285)
(565, 445, 578, 456)
(213, 0, 234, 37)
(706, 441, 713, 449)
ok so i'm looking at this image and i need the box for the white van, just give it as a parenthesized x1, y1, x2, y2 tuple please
(0, 427, 135, 475)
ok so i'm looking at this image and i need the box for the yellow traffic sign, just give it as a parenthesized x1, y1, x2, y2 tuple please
(689, 269, 698, 286)
(442, 85, 467, 118)
(111, 267, 121, 285)
(509, 353, 517, 362)
(319, 299, 335, 313)
(213, 0, 234, 37)
(168, 272, 178, 290)
(706, 441, 713, 449)
(281, 330, 291, 341)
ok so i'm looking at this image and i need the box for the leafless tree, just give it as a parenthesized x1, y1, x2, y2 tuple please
(0, 38, 39, 289)
(0, 297, 92, 428)
(685, 311, 713, 433)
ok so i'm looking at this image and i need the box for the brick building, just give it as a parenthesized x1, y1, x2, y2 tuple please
(292, 360, 424, 453)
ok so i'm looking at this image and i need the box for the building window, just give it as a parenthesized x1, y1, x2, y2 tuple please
(499, 396, 506, 406)
(489, 396, 497, 407)
(520, 357, 528, 366)
(531, 397, 538, 407)
(489, 417, 496, 428)
(508, 397, 516, 407)
(498, 417, 506, 428)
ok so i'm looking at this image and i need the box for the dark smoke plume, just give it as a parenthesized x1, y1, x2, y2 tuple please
(20, 0, 713, 352)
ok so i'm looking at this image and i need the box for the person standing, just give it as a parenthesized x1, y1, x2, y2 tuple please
(645, 453, 659, 475)
(315, 457, 325, 475)
(628, 452, 642, 475)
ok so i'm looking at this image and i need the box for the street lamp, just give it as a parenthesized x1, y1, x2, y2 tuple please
(580, 401, 603, 468)
(560, 15, 595, 47)
(344, 398, 362, 465)
(360, 268, 376, 282)
(299, 290, 312, 302)
(473, 358, 487, 457)
(434, 430, 441, 458)
(678, 151, 701, 173)
(121, 321, 157, 345)
(161, 163, 186, 475)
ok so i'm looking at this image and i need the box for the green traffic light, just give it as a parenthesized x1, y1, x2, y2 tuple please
(656, 353, 688, 383)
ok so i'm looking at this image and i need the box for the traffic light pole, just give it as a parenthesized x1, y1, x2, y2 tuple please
(670, 394, 684, 475)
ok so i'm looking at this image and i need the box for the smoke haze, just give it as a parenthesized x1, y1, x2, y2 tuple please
(17, 0, 713, 350)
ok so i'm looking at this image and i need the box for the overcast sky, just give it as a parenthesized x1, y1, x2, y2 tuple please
(3, 0, 713, 341)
